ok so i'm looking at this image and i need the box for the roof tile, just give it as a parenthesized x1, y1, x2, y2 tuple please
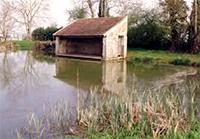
(54, 17, 124, 37)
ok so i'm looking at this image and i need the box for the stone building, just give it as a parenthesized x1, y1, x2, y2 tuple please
(53, 17, 128, 60)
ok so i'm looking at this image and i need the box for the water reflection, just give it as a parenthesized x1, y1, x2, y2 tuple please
(0, 51, 77, 139)
(55, 57, 200, 119)
(0, 51, 199, 139)
(55, 58, 127, 93)
(0, 52, 13, 88)
(55, 58, 189, 93)
(0, 51, 47, 96)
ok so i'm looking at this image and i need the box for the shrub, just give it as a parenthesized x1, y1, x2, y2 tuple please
(132, 57, 154, 64)
(32, 26, 59, 41)
(128, 21, 170, 50)
(142, 57, 154, 64)
(197, 62, 200, 67)
(132, 57, 142, 63)
(169, 58, 192, 66)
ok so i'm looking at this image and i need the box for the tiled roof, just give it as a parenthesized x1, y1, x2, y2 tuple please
(54, 17, 124, 37)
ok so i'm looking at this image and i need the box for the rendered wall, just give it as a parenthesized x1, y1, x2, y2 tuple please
(55, 17, 128, 60)
(103, 17, 128, 60)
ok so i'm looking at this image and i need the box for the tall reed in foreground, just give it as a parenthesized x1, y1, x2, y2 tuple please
(17, 81, 200, 139)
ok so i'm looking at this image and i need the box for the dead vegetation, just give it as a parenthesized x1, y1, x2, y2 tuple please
(16, 80, 200, 139)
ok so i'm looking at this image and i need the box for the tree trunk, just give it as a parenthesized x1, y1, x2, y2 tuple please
(192, 34, 200, 53)
(26, 25, 32, 40)
(194, 0, 198, 34)
(87, 0, 94, 18)
(190, 0, 200, 53)
(98, 0, 108, 17)
(4, 37, 7, 42)
(2, 30, 7, 42)
(170, 28, 179, 52)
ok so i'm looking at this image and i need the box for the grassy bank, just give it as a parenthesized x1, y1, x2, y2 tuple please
(128, 49, 200, 67)
(13, 40, 36, 50)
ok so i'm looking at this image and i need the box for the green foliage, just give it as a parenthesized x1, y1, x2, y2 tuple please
(169, 58, 200, 67)
(88, 120, 200, 139)
(169, 58, 192, 66)
(159, 0, 189, 51)
(128, 21, 170, 50)
(32, 26, 59, 41)
(32, 27, 45, 41)
(128, 49, 200, 67)
(132, 57, 154, 64)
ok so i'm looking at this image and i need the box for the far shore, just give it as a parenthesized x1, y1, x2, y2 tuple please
(1, 40, 200, 68)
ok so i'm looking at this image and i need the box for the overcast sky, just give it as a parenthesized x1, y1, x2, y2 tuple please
(48, 0, 159, 27)
(48, 0, 193, 27)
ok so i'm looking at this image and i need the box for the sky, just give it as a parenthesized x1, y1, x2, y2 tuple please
(45, 0, 192, 27)
(48, 0, 158, 27)
(48, 0, 193, 28)
(48, 0, 74, 27)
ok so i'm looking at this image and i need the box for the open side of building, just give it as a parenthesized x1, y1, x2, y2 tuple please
(53, 16, 128, 60)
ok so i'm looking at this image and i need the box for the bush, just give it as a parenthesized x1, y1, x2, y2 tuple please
(132, 57, 154, 64)
(128, 21, 170, 50)
(169, 58, 192, 66)
(32, 26, 59, 41)
(32, 27, 45, 41)
(197, 62, 200, 67)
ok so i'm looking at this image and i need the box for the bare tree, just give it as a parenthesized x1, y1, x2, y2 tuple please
(14, 0, 49, 40)
(194, 0, 198, 34)
(98, 0, 109, 17)
(87, 0, 95, 18)
(68, 0, 98, 19)
(0, 0, 15, 42)
(111, 0, 143, 16)
(68, 0, 144, 19)
(188, 0, 200, 53)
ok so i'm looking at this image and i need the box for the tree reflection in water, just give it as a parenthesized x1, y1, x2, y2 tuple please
(0, 51, 44, 96)
(0, 52, 14, 88)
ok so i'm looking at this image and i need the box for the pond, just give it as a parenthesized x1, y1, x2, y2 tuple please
(0, 51, 199, 139)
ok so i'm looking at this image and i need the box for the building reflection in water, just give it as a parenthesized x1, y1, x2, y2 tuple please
(55, 58, 127, 94)
(55, 57, 200, 119)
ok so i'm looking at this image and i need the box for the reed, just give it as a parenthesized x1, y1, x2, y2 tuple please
(17, 81, 200, 139)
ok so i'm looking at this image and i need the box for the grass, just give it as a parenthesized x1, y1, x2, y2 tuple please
(16, 79, 200, 139)
(13, 40, 36, 50)
(128, 49, 200, 67)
